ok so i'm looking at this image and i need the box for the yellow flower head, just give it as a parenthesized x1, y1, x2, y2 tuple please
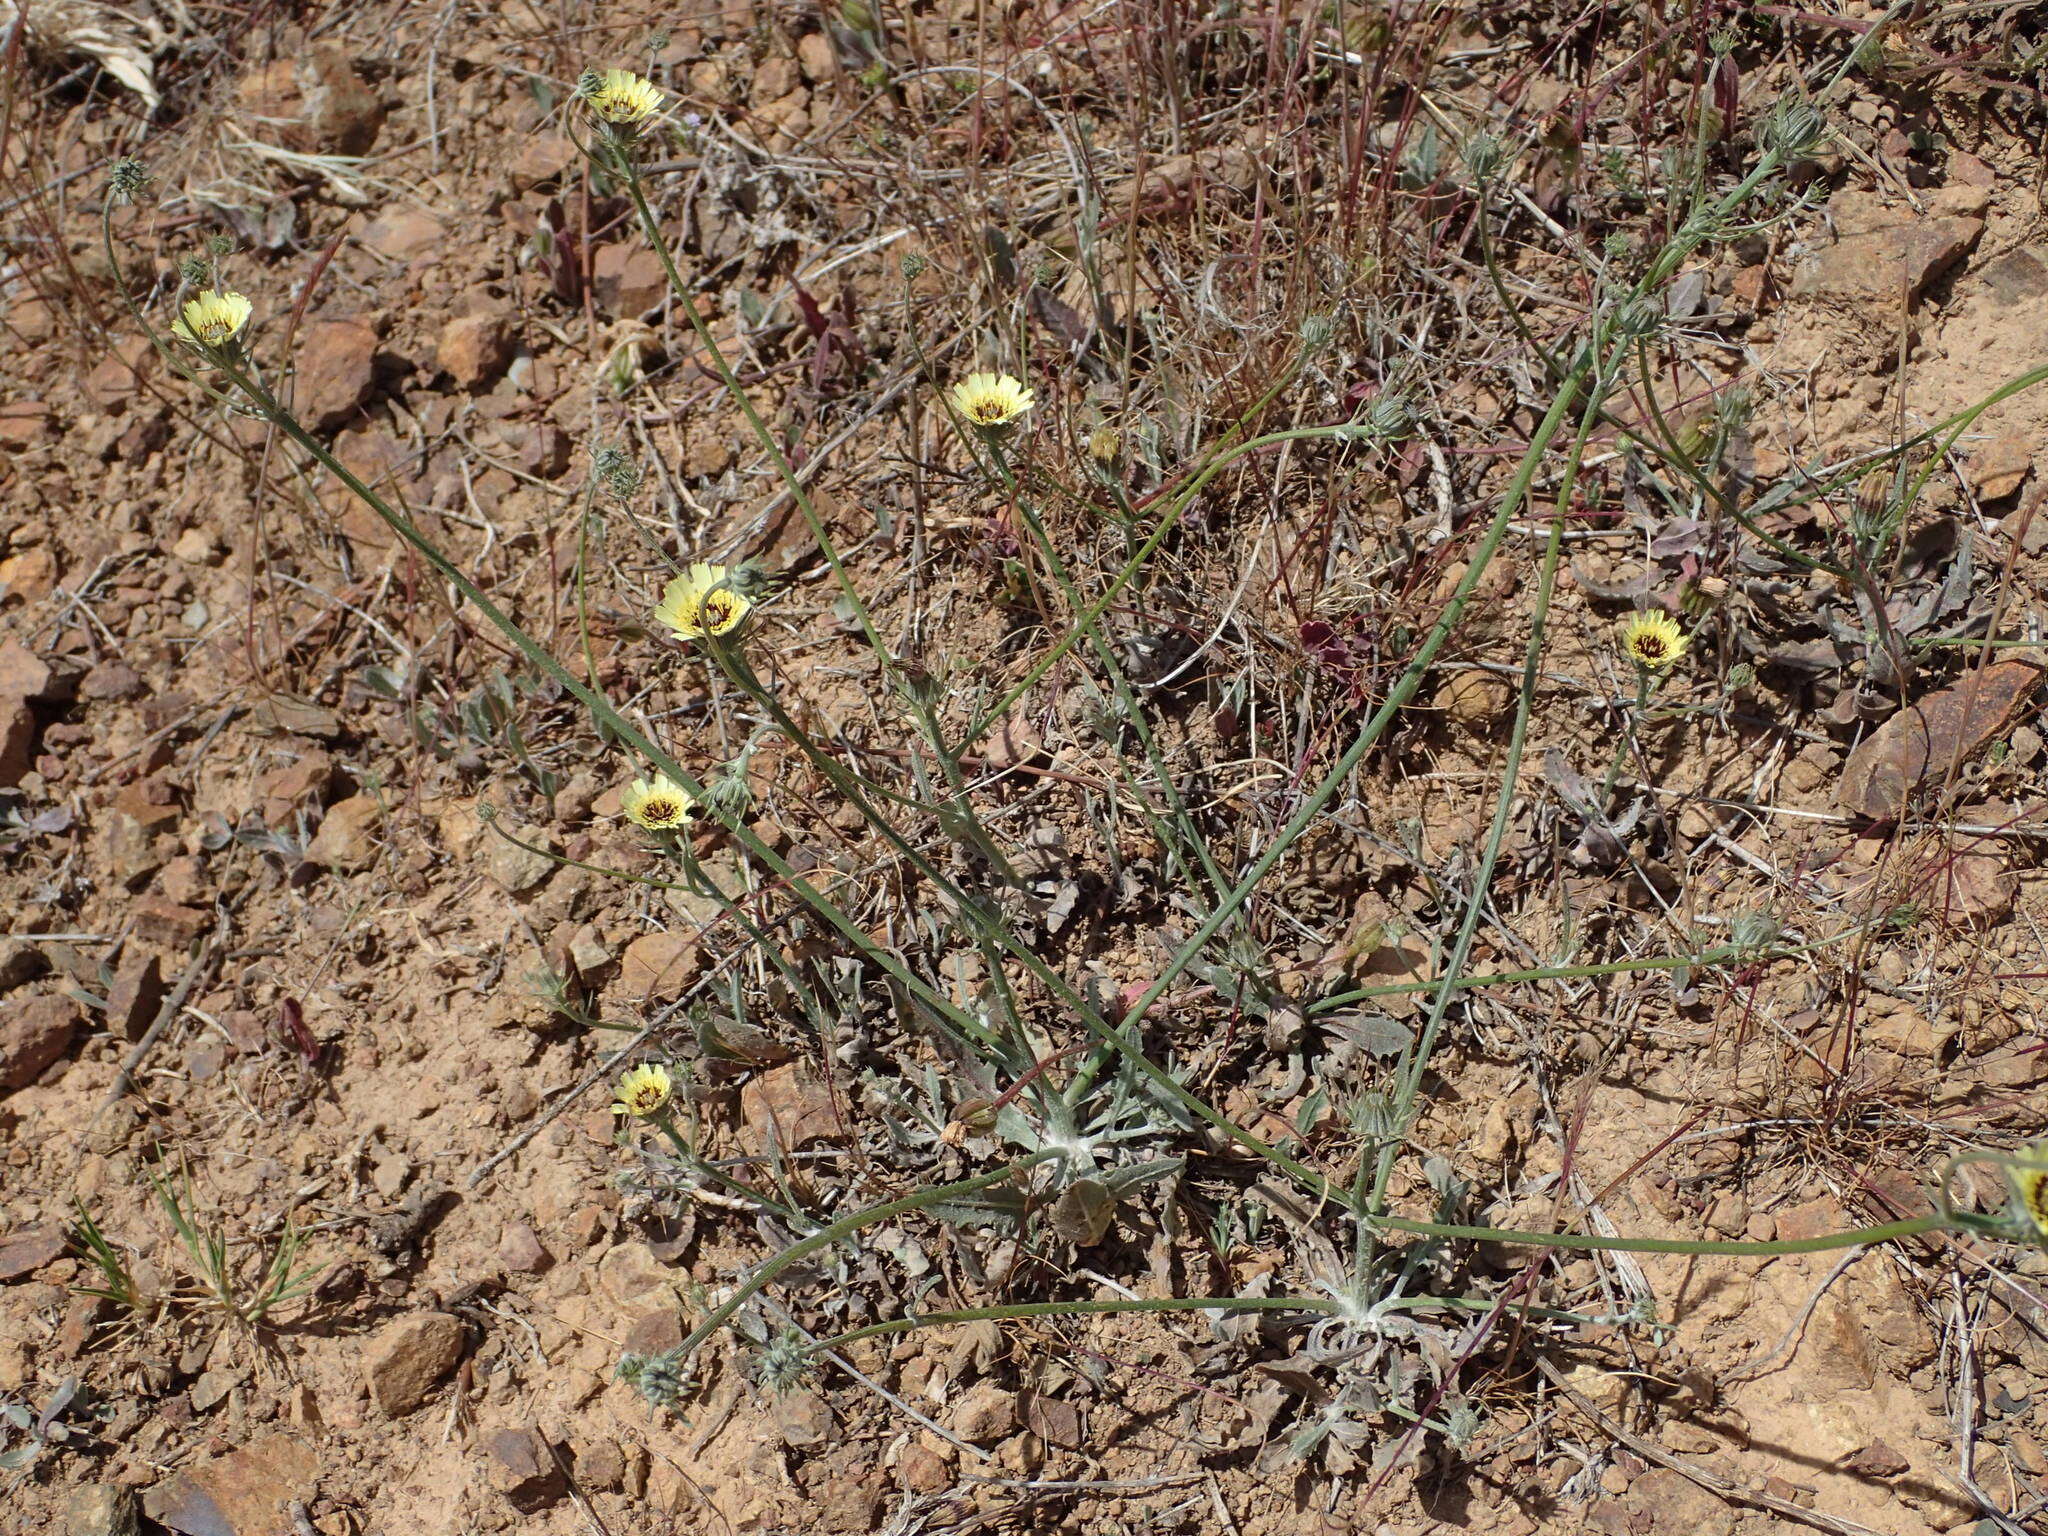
(653, 562, 751, 642)
(2008, 1148, 2048, 1240)
(172, 289, 253, 349)
(951, 372, 1035, 428)
(622, 772, 698, 830)
(582, 68, 665, 130)
(1619, 611, 1687, 671)
(613, 1062, 673, 1118)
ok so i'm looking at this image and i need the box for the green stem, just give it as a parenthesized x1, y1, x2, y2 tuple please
(1373, 1211, 1946, 1256)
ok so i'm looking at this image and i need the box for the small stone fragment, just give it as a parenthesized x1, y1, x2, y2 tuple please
(437, 314, 516, 391)
(64, 1484, 138, 1536)
(0, 993, 79, 1090)
(131, 897, 209, 947)
(498, 1223, 551, 1274)
(142, 1434, 319, 1536)
(363, 1312, 466, 1416)
(485, 824, 556, 894)
(295, 319, 379, 433)
(106, 954, 166, 1041)
(0, 1224, 68, 1279)
(617, 931, 696, 997)
(947, 1382, 1019, 1445)
(305, 793, 384, 872)
(1837, 659, 2046, 818)
(487, 1425, 566, 1511)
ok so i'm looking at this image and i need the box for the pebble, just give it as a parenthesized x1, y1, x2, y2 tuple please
(363, 1312, 466, 1416)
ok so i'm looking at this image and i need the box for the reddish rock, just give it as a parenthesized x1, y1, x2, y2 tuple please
(437, 314, 515, 391)
(618, 931, 696, 997)
(235, 44, 383, 155)
(0, 1224, 68, 1279)
(79, 661, 145, 701)
(486, 1425, 565, 1511)
(0, 993, 79, 1090)
(0, 546, 58, 602)
(740, 1063, 842, 1154)
(592, 245, 668, 318)
(1967, 433, 2032, 502)
(113, 775, 181, 833)
(363, 1312, 466, 1416)
(508, 135, 578, 192)
(0, 637, 79, 701)
(305, 793, 383, 872)
(0, 401, 50, 449)
(143, 1433, 320, 1536)
(106, 954, 167, 1041)
(1793, 215, 1983, 306)
(131, 897, 209, 947)
(294, 319, 379, 433)
(498, 1223, 551, 1274)
(0, 696, 32, 787)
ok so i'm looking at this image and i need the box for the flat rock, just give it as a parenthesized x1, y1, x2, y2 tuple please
(0, 993, 79, 1090)
(0, 696, 32, 787)
(236, 44, 382, 155)
(485, 824, 556, 894)
(486, 1425, 565, 1511)
(0, 1224, 68, 1279)
(106, 954, 166, 1041)
(498, 1223, 551, 1273)
(305, 793, 383, 872)
(1837, 659, 2046, 818)
(592, 245, 667, 319)
(0, 637, 79, 701)
(437, 314, 515, 391)
(617, 931, 697, 997)
(294, 319, 378, 433)
(64, 1484, 138, 1536)
(132, 897, 209, 947)
(1967, 432, 2032, 501)
(361, 207, 446, 261)
(740, 1062, 841, 1153)
(363, 1312, 465, 1416)
(1794, 215, 1983, 305)
(143, 1433, 319, 1536)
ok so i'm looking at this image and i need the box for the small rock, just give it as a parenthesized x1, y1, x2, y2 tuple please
(896, 1443, 951, 1492)
(306, 793, 383, 872)
(1433, 668, 1510, 729)
(486, 824, 556, 894)
(437, 314, 516, 391)
(508, 134, 578, 192)
(363, 1312, 466, 1416)
(487, 1425, 566, 1511)
(617, 931, 697, 997)
(0, 993, 79, 1090)
(80, 661, 146, 701)
(131, 897, 209, 947)
(361, 207, 446, 261)
(170, 527, 221, 566)
(0, 546, 58, 602)
(1968, 433, 2032, 502)
(142, 1433, 319, 1536)
(106, 954, 166, 1041)
(1793, 216, 1983, 306)
(0, 637, 78, 701)
(776, 1387, 834, 1447)
(295, 319, 379, 433)
(591, 245, 668, 318)
(948, 1382, 1018, 1445)
(0, 696, 32, 787)
(64, 1484, 138, 1536)
(596, 1242, 671, 1305)
(797, 32, 837, 81)
(1618, 1468, 1735, 1536)
(498, 1223, 551, 1274)
(0, 1224, 68, 1280)
(740, 1062, 842, 1153)
(0, 939, 48, 994)
(572, 1438, 626, 1492)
